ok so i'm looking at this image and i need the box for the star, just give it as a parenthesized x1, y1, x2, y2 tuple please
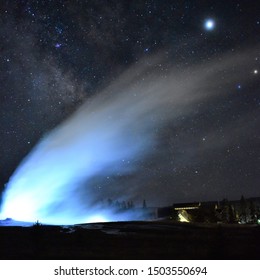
(253, 69, 258, 74)
(55, 43, 62, 48)
(204, 19, 215, 31)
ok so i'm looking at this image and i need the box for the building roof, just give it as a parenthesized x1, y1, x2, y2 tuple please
(174, 202, 201, 210)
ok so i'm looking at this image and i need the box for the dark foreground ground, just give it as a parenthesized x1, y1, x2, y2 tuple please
(0, 221, 260, 259)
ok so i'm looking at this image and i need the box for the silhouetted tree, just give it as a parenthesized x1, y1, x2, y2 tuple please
(143, 199, 147, 208)
(228, 204, 236, 223)
(256, 206, 260, 219)
(33, 220, 42, 227)
(205, 206, 218, 223)
(239, 195, 248, 223)
(249, 200, 257, 223)
(126, 200, 134, 209)
(115, 200, 120, 209)
(220, 199, 229, 223)
(121, 201, 127, 209)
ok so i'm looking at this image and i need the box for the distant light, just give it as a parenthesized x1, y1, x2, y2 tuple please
(254, 69, 258, 74)
(204, 19, 215, 31)
(237, 84, 241, 89)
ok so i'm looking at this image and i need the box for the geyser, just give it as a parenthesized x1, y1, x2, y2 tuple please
(0, 50, 255, 224)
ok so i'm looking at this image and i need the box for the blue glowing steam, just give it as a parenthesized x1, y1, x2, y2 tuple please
(0, 52, 253, 224)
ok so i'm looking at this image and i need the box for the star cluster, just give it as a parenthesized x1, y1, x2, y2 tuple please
(0, 0, 259, 206)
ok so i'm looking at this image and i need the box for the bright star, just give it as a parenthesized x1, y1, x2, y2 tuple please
(55, 43, 62, 48)
(253, 69, 258, 74)
(204, 19, 215, 31)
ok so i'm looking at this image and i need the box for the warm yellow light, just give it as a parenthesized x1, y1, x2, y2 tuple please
(175, 206, 199, 210)
(178, 212, 189, 223)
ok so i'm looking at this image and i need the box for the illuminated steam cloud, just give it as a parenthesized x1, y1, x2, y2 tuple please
(0, 48, 256, 224)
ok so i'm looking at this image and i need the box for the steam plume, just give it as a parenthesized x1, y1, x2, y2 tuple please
(0, 49, 256, 224)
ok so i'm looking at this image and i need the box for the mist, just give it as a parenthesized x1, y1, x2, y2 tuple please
(0, 48, 257, 224)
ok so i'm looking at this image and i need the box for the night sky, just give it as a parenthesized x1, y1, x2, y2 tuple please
(0, 0, 259, 208)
